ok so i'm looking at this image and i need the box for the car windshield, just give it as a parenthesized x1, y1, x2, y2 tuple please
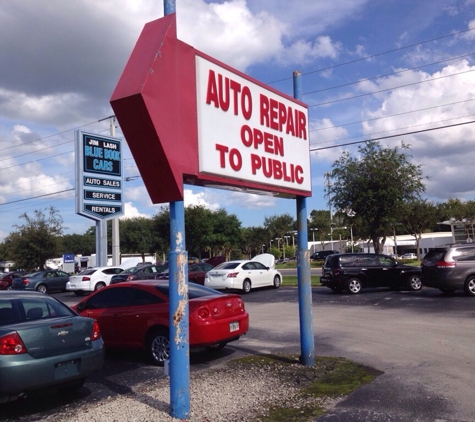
(122, 266, 140, 274)
(154, 282, 224, 299)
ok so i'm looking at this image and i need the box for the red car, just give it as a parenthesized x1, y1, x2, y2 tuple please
(72, 280, 249, 366)
(158, 262, 214, 285)
(0, 271, 27, 290)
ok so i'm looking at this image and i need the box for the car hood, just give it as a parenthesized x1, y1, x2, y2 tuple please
(251, 253, 275, 269)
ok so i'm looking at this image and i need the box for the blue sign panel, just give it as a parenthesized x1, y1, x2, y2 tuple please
(75, 131, 124, 221)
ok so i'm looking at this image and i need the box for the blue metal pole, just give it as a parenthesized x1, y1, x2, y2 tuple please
(164, 0, 176, 15)
(164, 2, 189, 418)
(169, 200, 190, 419)
(294, 70, 315, 366)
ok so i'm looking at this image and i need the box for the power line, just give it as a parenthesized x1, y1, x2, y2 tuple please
(303, 52, 475, 96)
(268, 26, 475, 85)
(308, 68, 475, 108)
(310, 120, 475, 151)
(310, 98, 475, 132)
(0, 189, 75, 206)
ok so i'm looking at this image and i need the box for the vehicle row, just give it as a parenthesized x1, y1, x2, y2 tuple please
(321, 248, 475, 297)
(0, 281, 249, 403)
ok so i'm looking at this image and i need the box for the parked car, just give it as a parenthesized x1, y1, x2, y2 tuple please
(66, 266, 125, 296)
(421, 243, 475, 296)
(401, 253, 417, 259)
(72, 280, 249, 366)
(188, 256, 200, 265)
(0, 291, 104, 403)
(158, 262, 215, 285)
(11, 270, 70, 294)
(0, 271, 27, 290)
(321, 253, 422, 294)
(310, 250, 338, 261)
(203, 256, 226, 267)
(109, 264, 168, 285)
(204, 253, 282, 293)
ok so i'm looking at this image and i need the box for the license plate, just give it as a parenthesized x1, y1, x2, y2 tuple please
(229, 322, 239, 332)
(55, 359, 80, 380)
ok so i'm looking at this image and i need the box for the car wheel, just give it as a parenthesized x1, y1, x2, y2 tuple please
(94, 282, 106, 291)
(439, 287, 456, 294)
(407, 275, 422, 291)
(6, 285, 12, 290)
(273, 275, 281, 288)
(464, 277, 475, 296)
(74, 291, 85, 296)
(147, 328, 170, 366)
(242, 279, 252, 294)
(346, 278, 362, 294)
(36, 284, 47, 294)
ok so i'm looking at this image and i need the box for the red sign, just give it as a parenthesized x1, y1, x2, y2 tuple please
(111, 14, 311, 204)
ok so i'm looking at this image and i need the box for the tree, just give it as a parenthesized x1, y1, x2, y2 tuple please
(60, 232, 95, 256)
(400, 200, 439, 259)
(329, 141, 425, 254)
(3, 207, 64, 270)
(241, 226, 269, 258)
(309, 210, 332, 250)
(120, 217, 155, 261)
(263, 214, 295, 259)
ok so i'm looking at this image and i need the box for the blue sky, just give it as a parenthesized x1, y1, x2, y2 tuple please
(1, 0, 475, 241)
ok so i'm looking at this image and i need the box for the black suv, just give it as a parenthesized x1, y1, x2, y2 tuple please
(421, 243, 475, 296)
(321, 253, 422, 294)
(310, 250, 338, 261)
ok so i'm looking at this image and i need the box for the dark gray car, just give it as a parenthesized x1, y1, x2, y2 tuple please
(11, 270, 70, 294)
(421, 243, 475, 296)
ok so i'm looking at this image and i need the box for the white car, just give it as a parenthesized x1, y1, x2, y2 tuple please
(204, 253, 282, 293)
(66, 266, 124, 296)
(401, 253, 417, 259)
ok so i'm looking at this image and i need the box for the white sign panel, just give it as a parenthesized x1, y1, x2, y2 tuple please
(195, 56, 311, 193)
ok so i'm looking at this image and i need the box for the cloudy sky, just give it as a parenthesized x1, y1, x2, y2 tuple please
(1, 0, 475, 241)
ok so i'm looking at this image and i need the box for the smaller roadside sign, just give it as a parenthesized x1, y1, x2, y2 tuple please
(75, 131, 124, 221)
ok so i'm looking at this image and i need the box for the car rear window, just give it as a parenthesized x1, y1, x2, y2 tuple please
(0, 297, 75, 325)
(215, 262, 240, 270)
(78, 269, 97, 275)
(423, 250, 447, 262)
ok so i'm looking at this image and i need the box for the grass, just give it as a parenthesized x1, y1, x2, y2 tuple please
(226, 354, 381, 421)
(282, 275, 322, 287)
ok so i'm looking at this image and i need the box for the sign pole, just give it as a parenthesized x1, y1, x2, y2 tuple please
(164, 2, 190, 419)
(294, 70, 315, 366)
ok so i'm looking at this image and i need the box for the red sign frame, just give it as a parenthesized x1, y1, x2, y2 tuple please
(110, 13, 311, 204)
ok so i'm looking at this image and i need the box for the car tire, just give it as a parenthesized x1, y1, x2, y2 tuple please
(36, 284, 47, 294)
(407, 275, 422, 291)
(273, 275, 281, 289)
(94, 282, 106, 291)
(464, 277, 475, 296)
(147, 328, 170, 366)
(242, 279, 251, 294)
(6, 285, 12, 290)
(346, 278, 362, 294)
